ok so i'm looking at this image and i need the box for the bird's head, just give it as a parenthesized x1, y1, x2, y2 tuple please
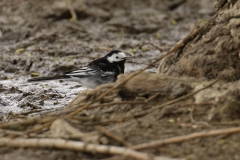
(106, 50, 130, 63)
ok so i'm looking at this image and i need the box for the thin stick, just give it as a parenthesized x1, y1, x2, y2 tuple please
(16, 108, 55, 116)
(24, 119, 56, 134)
(0, 129, 23, 136)
(65, 101, 92, 118)
(0, 138, 177, 160)
(89, 101, 146, 109)
(96, 126, 133, 147)
(189, 106, 211, 127)
(211, 121, 240, 125)
(178, 102, 213, 107)
(85, 110, 151, 126)
(145, 93, 160, 102)
(0, 118, 38, 129)
(139, 42, 165, 52)
(132, 126, 240, 150)
(154, 79, 218, 116)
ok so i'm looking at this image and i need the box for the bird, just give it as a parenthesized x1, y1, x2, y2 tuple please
(28, 50, 130, 88)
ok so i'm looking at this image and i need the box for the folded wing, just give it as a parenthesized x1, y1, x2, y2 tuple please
(65, 67, 115, 79)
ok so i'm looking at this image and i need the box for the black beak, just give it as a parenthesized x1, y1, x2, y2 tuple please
(124, 56, 131, 60)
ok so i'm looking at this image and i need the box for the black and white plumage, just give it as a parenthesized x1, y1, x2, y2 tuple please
(28, 50, 129, 88)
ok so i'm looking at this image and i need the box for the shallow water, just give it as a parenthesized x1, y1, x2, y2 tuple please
(0, 77, 86, 113)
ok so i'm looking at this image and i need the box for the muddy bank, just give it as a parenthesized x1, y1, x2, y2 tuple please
(0, 0, 208, 114)
(4, 1, 239, 160)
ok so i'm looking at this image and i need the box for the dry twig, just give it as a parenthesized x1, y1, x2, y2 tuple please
(139, 42, 165, 52)
(132, 127, 240, 150)
(0, 138, 179, 160)
(89, 101, 146, 109)
(0, 129, 23, 136)
(96, 126, 133, 147)
(154, 79, 218, 118)
(211, 121, 240, 125)
(0, 119, 37, 129)
(189, 106, 211, 127)
(25, 119, 56, 134)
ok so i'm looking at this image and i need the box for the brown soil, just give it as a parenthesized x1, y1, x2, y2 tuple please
(2, 0, 240, 160)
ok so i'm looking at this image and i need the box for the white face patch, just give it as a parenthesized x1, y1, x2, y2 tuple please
(107, 52, 126, 63)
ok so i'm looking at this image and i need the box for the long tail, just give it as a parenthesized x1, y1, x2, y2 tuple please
(27, 75, 70, 82)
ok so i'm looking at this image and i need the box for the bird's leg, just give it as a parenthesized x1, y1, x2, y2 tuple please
(65, 0, 77, 21)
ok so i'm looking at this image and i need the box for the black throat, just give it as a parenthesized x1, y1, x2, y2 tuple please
(114, 60, 125, 73)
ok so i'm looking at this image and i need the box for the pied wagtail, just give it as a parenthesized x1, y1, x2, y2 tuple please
(28, 50, 130, 88)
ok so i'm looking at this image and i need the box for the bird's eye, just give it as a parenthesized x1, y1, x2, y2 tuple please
(116, 56, 119, 59)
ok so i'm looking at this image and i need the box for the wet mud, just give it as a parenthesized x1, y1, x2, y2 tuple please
(3, 1, 239, 160)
